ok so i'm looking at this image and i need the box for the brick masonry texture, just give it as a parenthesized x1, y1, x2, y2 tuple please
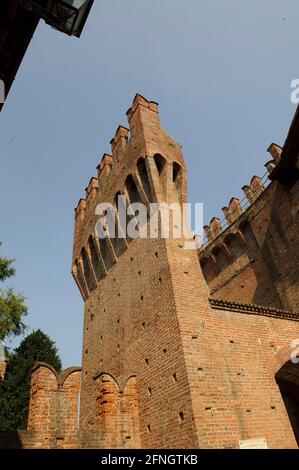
(1, 95, 299, 449)
(199, 176, 299, 312)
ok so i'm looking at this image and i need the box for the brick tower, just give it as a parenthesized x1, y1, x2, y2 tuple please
(70, 94, 299, 449)
(72, 94, 213, 448)
(2, 95, 299, 450)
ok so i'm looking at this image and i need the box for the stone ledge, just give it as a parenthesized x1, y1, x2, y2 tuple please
(209, 298, 299, 321)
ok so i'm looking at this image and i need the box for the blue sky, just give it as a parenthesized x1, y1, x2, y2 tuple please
(0, 0, 298, 367)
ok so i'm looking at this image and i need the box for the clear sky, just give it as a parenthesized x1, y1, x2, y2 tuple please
(0, 0, 298, 367)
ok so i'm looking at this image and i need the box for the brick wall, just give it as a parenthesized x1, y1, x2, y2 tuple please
(1, 95, 299, 449)
(27, 363, 81, 445)
(73, 94, 210, 448)
(189, 300, 299, 448)
(70, 95, 299, 449)
(199, 177, 299, 312)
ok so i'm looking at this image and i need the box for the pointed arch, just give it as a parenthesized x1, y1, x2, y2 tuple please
(172, 161, 183, 201)
(137, 157, 151, 201)
(154, 154, 167, 175)
(94, 373, 121, 447)
(125, 174, 143, 205)
(153, 154, 167, 200)
(121, 376, 141, 448)
(88, 236, 105, 282)
(110, 193, 128, 257)
(81, 247, 97, 292)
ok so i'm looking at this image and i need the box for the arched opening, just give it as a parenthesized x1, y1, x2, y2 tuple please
(224, 233, 243, 259)
(114, 192, 127, 236)
(276, 360, 299, 446)
(173, 162, 181, 183)
(125, 175, 143, 206)
(110, 193, 127, 257)
(172, 162, 183, 201)
(125, 175, 147, 240)
(74, 259, 88, 299)
(81, 247, 96, 292)
(88, 236, 105, 282)
(200, 256, 218, 283)
(99, 236, 116, 272)
(153, 154, 167, 200)
(137, 157, 151, 201)
(212, 246, 230, 271)
(238, 219, 251, 240)
(154, 154, 166, 175)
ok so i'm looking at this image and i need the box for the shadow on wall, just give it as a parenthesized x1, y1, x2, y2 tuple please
(276, 360, 299, 447)
(0, 431, 22, 449)
(200, 178, 299, 311)
(257, 180, 299, 311)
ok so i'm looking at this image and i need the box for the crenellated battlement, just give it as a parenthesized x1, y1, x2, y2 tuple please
(73, 94, 177, 223)
(4, 97, 299, 450)
(72, 94, 187, 301)
(201, 143, 283, 249)
(267, 142, 282, 163)
(202, 173, 268, 247)
(197, 137, 299, 314)
(27, 363, 81, 436)
(110, 126, 129, 157)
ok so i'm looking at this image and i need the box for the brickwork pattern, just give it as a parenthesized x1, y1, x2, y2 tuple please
(27, 363, 81, 444)
(0, 95, 299, 449)
(200, 177, 299, 312)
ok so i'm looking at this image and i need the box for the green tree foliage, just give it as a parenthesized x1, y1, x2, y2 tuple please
(0, 242, 28, 341)
(0, 330, 62, 430)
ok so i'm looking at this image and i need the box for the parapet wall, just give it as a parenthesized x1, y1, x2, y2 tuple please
(199, 143, 299, 312)
(27, 363, 81, 438)
(72, 94, 187, 302)
(1, 99, 299, 450)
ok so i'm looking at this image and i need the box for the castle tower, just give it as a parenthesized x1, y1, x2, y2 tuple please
(1, 94, 299, 450)
(69, 95, 299, 450)
(72, 94, 213, 448)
